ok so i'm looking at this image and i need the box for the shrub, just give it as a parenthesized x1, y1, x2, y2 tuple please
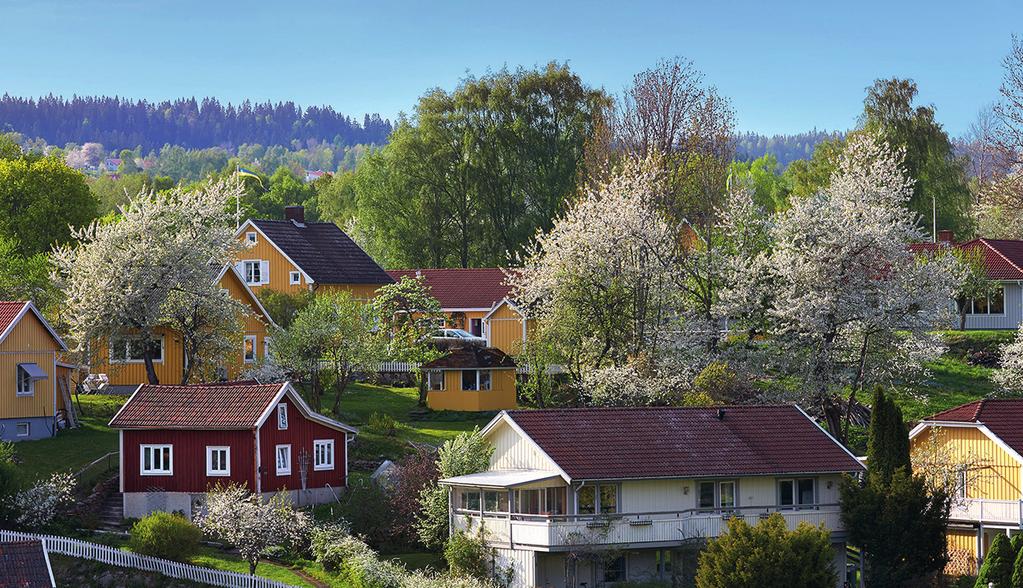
(693, 361, 750, 403)
(129, 512, 201, 561)
(366, 413, 404, 437)
(976, 533, 1013, 588)
(389, 447, 439, 546)
(9, 471, 75, 531)
(335, 477, 398, 549)
(444, 531, 490, 579)
(310, 523, 372, 572)
(0, 442, 20, 525)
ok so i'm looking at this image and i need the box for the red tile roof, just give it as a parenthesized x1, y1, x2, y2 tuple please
(911, 238, 1023, 280)
(503, 406, 864, 480)
(0, 301, 28, 337)
(422, 347, 516, 369)
(109, 382, 285, 430)
(386, 268, 513, 310)
(924, 398, 1023, 457)
(0, 540, 54, 588)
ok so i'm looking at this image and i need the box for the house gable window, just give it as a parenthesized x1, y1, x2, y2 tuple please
(963, 287, 1006, 315)
(277, 403, 288, 430)
(427, 370, 444, 391)
(110, 337, 164, 364)
(243, 335, 256, 363)
(313, 439, 335, 471)
(206, 446, 230, 476)
(140, 444, 173, 475)
(243, 260, 267, 285)
(275, 444, 291, 475)
(289, 271, 301, 285)
(779, 478, 816, 508)
(460, 370, 492, 391)
(245, 231, 257, 244)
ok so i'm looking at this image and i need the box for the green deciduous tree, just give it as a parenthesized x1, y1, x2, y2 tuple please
(416, 429, 494, 548)
(695, 513, 836, 588)
(0, 235, 60, 312)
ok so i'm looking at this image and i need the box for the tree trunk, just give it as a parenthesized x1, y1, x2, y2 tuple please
(248, 558, 257, 575)
(417, 376, 428, 407)
(180, 347, 193, 385)
(143, 346, 160, 384)
(331, 367, 349, 417)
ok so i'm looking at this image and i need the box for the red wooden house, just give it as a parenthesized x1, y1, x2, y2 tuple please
(109, 381, 356, 519)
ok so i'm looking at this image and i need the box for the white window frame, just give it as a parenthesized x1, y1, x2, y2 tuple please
(263, 337, 272, 359)
(15, 422, 29, 437)
(243, 335, 257, 363)
(206, 446, 231, 477)
(245, 231, 257, 244)
(277, 403, 288, 430)
(275, 444, 292, 475)
(140, 444, 173, 476)
(15, 365, 34, 397)
(109, 336, 165, 364)
(427, 370, 445, 391)
(778, 477, 816, 509)
(461, 369, 492, 391)
(965, 286, 1006, 315)
(243, 260, 262, 285)
(313, 439, 335, 471)
(289, 271, 301, 285)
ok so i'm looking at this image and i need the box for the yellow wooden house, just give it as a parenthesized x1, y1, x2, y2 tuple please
(909, 399, 1023, 576)
(421, 347, 517, 412)
(96, 265, 277, 388)
(0, 301, 76, 441)
(483, 298, 535, 356)
(234, 206, 393, 299)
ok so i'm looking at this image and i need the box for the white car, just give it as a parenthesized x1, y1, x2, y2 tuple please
(431, 328, 487, 346)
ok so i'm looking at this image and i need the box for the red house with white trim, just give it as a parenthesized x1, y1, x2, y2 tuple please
(109, 381, 356, 519)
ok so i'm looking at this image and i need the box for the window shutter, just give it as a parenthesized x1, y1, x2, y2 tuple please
(260, 260, 270, 285)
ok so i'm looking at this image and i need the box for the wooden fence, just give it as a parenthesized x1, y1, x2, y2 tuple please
(0, 529, 297, 588)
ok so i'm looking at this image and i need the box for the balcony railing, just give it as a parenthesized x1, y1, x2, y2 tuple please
(452, 503, 844, 549)
(950, 499, 1023, 525)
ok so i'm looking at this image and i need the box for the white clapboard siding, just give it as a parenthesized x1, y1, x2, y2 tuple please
(0, 529, 296, 588)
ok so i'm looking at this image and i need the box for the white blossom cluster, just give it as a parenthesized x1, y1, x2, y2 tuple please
(994, 331, 1023, 394)
(9, 471, 76, 530)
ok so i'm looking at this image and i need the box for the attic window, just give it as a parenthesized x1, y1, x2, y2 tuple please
(289, 271, 301, 285)
(245, 232, 257, 244)
(277, 403, 288, 430)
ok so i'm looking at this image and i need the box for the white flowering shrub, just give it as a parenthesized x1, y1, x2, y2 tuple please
(240, 359, 289, 384)
(10, 472, 76, 530)
(994, 330, 1023, 395)
(195, 484, 310, 575)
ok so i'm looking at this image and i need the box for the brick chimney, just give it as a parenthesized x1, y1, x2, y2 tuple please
(284, 205, 305, 225)
(937, 230, 954, 244)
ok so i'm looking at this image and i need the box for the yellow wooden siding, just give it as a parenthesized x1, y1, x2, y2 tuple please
(315, 283, 384, 300)
(485, 303, 536, 355)
(911, 426, 1021, 500)
(236, 230, 307, 294)
(0, 313, 59, 419)
(946, 529, 978, 576)
(427, 369, 517, 411)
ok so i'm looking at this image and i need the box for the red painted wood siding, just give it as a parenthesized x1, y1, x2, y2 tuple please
(122, 429, 255, 493)
(257, 396, 347, 493)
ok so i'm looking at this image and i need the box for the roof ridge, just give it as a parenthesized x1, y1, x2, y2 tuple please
(978, 238, 1023, 276)
(971, 398, 986, 421)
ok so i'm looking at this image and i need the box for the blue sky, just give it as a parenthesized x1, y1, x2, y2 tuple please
(2, 0, 1020, 136)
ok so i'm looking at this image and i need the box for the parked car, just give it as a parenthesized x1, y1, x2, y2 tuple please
(430, 328, 486, 347)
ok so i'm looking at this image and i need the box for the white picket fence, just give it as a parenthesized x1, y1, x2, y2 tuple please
(0, 529, 297, 588)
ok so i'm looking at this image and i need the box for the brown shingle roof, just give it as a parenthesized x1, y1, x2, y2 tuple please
(251, 219, 393, 286)
(422, 347, 517, 370)
(503, 406, 864, 480)
(925, 398, 1023, 457)
(109, 382, 285, 429)
(0, 540, 54, 588)
(386, 268, 514, 309)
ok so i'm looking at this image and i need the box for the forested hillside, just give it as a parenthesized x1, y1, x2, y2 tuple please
(735, 130, 844, 167)
(0, 95, 392, 151)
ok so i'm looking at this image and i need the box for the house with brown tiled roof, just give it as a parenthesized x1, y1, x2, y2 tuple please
(909, 398, 1023, 576)
(109, 381, 356, 519)
(0, 540, 56, 588)
(385, 268, 534, 354)
(440, 405, 864, 588)
(911, 231, 1023, 329)
(0, 301, 77, 441)
(235, 206, 392, 299)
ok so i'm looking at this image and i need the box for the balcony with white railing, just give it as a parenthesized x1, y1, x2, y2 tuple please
(950, 499, 1023, 525)
(452, 504, 845, 550)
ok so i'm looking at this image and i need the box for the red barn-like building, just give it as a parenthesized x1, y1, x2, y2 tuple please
(109, 381, 356, 519)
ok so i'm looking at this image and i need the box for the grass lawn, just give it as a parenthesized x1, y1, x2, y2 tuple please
(189, 546, 314, 587)
(893, 357, 996, 422)
(12, 394, 126, 483)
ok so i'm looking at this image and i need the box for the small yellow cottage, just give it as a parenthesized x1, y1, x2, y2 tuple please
(95, 265, 277, 387)
(909, 399, 1023, 576)
(0, 301, 76, 441)
(421, 347, 517, 412)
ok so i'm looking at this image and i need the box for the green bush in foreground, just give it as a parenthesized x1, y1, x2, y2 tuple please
(129, 512, 201, 561)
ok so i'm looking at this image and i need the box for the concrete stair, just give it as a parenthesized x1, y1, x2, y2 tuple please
(98, 492, 124, 530)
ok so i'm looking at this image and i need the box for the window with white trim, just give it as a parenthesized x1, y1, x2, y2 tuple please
(779, 478, 815, 508)
(277, 403, 288, 430)
(275, 444, 291, 475)
(427, 370, 444, 391)
(313, 439, 335, 471)
(16, 365, 34, 396)
(140, 444, 173, 475)
(15, 422, 29, 437)
(245, 231, 257, 244)
(289, 271, 301, 285)
(962, 286, 1006, 315)
(110, 337, 164, 363)
(206, 446, 230, 476)
(460, 369, 492, 391)
(244, 260, 262, 285)
(243, 335, 256, 363)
